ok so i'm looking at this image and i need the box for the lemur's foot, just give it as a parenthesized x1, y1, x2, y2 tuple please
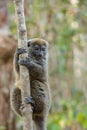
(24, 96, 35, 110)
(24, 96, 35, 105)
(20, 96, 35, 112)
(16, 48, 27, 55)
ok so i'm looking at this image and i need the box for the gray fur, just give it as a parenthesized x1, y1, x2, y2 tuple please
(11, 38, 51, 130)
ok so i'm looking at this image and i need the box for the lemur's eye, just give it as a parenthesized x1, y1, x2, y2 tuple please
(42, 47, 46, 51)
(41, 45, 46, 51)
(34, 45, 39, 50)
(27, 40, 32, 47)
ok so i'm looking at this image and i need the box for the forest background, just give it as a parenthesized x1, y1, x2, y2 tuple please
(0, 0, 87, 130)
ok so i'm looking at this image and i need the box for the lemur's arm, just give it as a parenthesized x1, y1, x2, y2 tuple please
(13, 48, 26, 78)
(18, 58, 43, 75)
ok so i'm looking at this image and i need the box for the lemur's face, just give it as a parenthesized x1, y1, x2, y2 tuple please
(27, 38, 48, 60)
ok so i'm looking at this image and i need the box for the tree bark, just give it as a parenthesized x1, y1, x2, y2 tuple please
(14, 0, 33, 130)
(0, 35, 16, 130)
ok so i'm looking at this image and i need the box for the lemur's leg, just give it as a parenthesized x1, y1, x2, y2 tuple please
(11, 87, 22, 116)
(11, 48, 26, 116)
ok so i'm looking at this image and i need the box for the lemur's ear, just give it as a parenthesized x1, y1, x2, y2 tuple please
(27, 39, 32, 47)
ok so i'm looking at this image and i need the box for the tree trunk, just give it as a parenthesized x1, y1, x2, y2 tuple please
(0, 0, 10, 35)
(0, 35, 16, 130)
(14, 0, 33, 130)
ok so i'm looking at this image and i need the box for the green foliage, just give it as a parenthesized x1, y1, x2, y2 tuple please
(8, 3, 15, 14)
(77, 107, 87, 129)
(10, 23, 17, 34)
(47, 99, 87, 130)
(0, 126, 5, 130)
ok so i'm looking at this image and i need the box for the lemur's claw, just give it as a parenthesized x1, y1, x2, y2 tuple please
(24, 96, 35, 106)
(16, 48, 27, 55)
(18, 59, 28, 65)
(20, 104, 25, 111)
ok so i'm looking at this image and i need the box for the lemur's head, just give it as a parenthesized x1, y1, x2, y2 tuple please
(27, 38, 48, 60)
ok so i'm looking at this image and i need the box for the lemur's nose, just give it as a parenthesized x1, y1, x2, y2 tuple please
(39, 53, 43, 57)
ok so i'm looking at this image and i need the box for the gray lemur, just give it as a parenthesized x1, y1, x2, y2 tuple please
(11, 38, 51, 130)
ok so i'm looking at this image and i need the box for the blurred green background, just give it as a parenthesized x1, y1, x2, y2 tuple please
(0, 0, 87, 130)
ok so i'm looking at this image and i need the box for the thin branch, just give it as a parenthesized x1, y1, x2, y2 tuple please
(14, 0, 33, 130)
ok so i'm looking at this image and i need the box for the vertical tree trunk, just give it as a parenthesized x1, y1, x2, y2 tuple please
(0, 0, 10, 35)
(0, 0, 8, 27)
(0, 35, 16, 130)
(0, 0, 16, 129)
(14, 0, 33, 130)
